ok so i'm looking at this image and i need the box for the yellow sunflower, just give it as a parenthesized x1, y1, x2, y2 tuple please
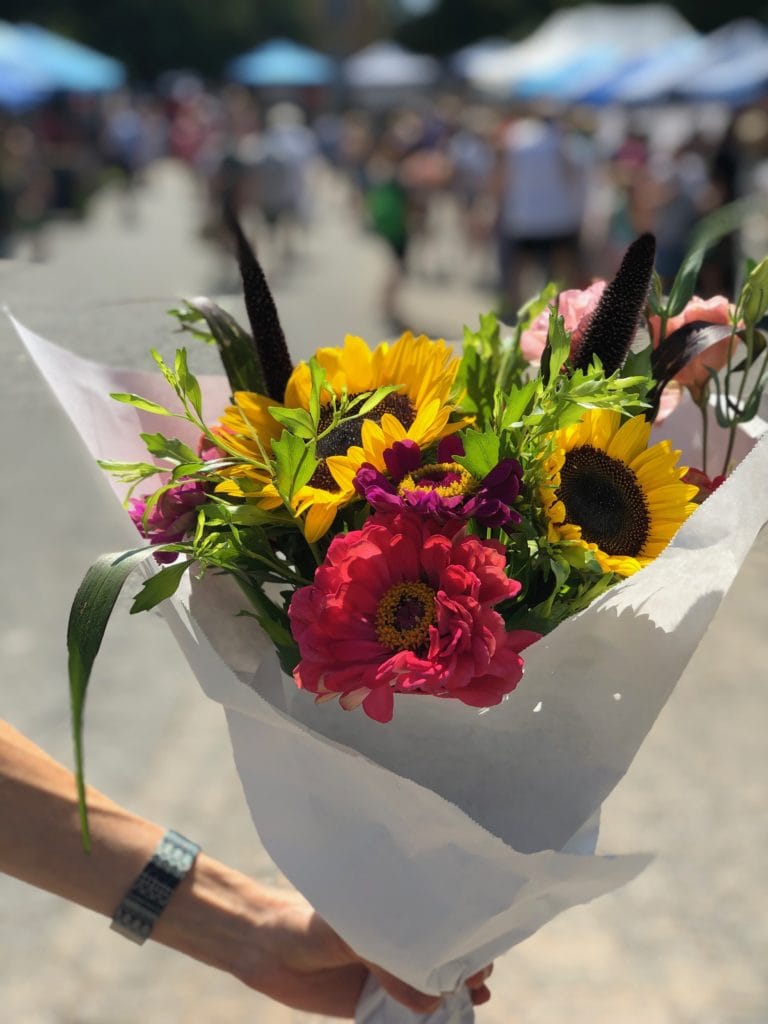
(212, 331, 470, 542)
(541, 409, 699, 577)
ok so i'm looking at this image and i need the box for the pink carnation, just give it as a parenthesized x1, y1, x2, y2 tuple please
(648, 295, 738, 400)
(289, 511, 539, 723)
(520, 281, 606, 364)
(128, 481, 207, 563)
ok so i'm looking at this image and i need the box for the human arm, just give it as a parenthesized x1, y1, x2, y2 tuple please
(0, 721, 491, 1016)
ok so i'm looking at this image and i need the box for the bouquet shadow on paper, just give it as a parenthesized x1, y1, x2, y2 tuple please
(10, 290, 768, 1023)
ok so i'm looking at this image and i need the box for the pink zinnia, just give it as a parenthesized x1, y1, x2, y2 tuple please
(289, 511, 539, 723)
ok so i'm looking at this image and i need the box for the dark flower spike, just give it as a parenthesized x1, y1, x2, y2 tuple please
(224, 200, 294, 402)
(572, 233, 656, 377)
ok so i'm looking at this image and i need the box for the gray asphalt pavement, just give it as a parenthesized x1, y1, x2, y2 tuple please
(1, 160, 766, 1024)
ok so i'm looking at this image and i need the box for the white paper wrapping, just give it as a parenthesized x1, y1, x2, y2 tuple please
(13, 315, 768, 1022)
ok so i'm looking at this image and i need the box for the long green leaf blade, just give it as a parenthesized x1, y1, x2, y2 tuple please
(67, 547, 156, 849)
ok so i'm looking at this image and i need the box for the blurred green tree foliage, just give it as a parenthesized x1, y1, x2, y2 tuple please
(2, 0, 390, 80)
(3, 0, 766, 79)
(396, 0, 768, 53)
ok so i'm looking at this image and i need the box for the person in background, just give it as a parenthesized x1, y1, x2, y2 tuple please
(0, 720, 492, 1017)
(362, 131, 412, 331)
(495, 107, 592, 317)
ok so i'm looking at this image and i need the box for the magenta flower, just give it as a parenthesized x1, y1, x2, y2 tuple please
(354, 437, 522, 529)
(128, 481, 207, 563)
(289, 510, 539, 723)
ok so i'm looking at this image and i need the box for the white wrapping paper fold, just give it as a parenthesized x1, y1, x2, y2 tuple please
(14, 316, 768, 1020)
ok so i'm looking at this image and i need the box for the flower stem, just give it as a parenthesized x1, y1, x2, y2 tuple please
(699, 398, 709, 475)
(721, 323, 753, 477)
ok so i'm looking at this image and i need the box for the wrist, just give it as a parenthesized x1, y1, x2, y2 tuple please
(150, 853, 285, 982)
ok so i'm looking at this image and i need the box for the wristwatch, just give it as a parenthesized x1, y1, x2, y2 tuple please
(110, 829, 201, 944)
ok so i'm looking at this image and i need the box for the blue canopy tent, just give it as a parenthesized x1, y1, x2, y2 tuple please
(577, 35, 706, 105)
(678, 41, 768, 105)
(0, 60, 51, 109)
(0, 23, 53, 108)
(577, 19, 768, 106)
(14, 22, 125, 92)
(228, 38, 335, 87)
(674, 20, 768, 105)
(513, 44, 626, 102)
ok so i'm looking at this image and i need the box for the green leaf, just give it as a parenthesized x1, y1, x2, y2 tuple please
(455, 429, 500, 477)
(150, 348, 179, 391)
(67, 547, 157, 849)
(500, 379, 538, 429)
(622, 339, 653, 382)
(174, 348, 203, 416)
(97, 460, 162, 483)
(170, 461, 208, 481)
(234, 578, 299, 674)
(182, 297, 267, 397)
(110, 393, 173, 416)
(273, 432, 317, 504)
(457, 317, 502, 429)
(140, 433, 199, 464)
(268, 406, 316, 438)
(308, 357, 326, 427)
(666, 198, 764, 317)
(130, 559, 194, 613)
(201, 503, 278, 527)
(355, 384, 400, 418)
(543, 310, 571, 383)
(647, 269, 664, 315)
(515, 281, 558, 331)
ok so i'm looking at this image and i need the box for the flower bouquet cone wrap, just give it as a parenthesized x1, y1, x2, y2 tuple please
(12, 311, 768, 1023)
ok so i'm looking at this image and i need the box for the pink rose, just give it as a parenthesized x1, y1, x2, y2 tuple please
(648, 295, 738, 400)
(520, 281, 606, 364)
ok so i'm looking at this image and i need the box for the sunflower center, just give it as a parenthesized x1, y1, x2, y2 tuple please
(375, 581, 436, 653)
(398, 462, 477, 499)
(310, 391, 416, 492)
(556, 445, 650, 556)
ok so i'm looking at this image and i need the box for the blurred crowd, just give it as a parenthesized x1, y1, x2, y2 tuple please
(2, 78, 768, 322)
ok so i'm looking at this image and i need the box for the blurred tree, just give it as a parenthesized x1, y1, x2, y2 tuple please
(393, 0, 768, 52)
(3, 0, 767, 78)
(395, 0, 547, 53)
(1, 0, 392, 80)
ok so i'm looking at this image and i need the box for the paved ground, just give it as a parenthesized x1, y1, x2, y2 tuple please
(1, 160, 766, 1024)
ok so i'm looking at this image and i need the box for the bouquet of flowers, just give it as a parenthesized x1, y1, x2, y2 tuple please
(13, 214, 768, 1023)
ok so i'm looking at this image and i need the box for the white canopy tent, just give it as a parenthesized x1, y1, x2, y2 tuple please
(344, 40, 441, 90)
(465, 4, 698, 99)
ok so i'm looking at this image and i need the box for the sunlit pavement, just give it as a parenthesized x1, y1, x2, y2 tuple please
(1, 159, 766, 1024)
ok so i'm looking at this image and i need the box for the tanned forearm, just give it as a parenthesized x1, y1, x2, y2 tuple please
(0, 721, 485, 1016)
(0, 721, 284, 980)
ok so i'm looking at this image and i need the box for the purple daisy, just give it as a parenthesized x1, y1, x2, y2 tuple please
(354, 437, 522, 529)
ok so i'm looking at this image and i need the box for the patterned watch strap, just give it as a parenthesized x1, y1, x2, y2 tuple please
(110, 829, 201, 945)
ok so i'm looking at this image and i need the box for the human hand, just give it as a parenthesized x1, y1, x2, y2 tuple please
(234, 889, 492, 1017)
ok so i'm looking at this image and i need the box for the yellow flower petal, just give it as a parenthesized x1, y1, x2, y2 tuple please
(541, 409, 696, 578)
(303, 501, 338, 543)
